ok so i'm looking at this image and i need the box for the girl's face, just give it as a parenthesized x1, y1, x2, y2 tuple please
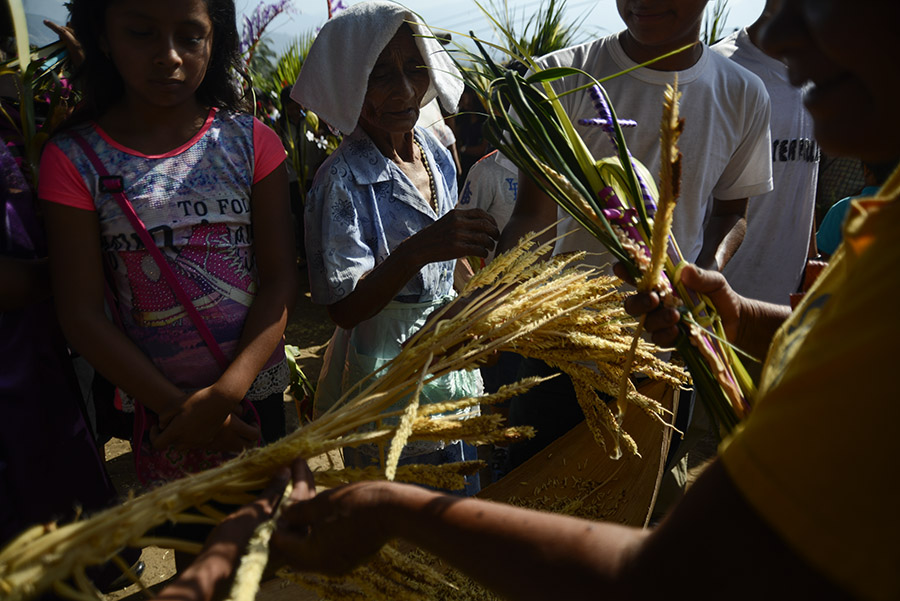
(760, 0, 900, 161)
(102, 0, 214, 111)
(358, 26, 430, 138)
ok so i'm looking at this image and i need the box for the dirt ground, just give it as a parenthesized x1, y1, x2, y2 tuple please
(103, 265, 334, 598)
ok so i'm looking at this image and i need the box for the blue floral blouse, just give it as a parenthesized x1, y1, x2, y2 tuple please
(305, 126, 458, 305)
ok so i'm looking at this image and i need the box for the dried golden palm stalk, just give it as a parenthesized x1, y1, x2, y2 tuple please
(223, 484, 293, 601)
(0, 232, 687, 600)
(616, 77, 685, 416)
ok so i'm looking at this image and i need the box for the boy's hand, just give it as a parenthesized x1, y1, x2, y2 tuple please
(614, 262, 743, 347)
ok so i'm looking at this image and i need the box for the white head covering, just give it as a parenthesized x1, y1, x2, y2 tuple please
(290, 1, 463, 135)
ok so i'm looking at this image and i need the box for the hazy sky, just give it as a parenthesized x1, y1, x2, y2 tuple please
(242, 0, 767, 52)
(25, 0, 767, 53)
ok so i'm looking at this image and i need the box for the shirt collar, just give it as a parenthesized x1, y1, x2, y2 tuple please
(342, 127, 438, 218)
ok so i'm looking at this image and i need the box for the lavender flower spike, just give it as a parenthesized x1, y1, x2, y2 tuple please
(241, 0, 296, 57)
(588, 85, 658, 218)
(578, 118, 638, 129)
(632, 159, 658, 217)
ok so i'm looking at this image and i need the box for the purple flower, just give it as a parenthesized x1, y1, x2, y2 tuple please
(241, 0, 295, 57)
(585, 85, 658, 218)
(598, 186, 643, 250)
(330, 0, 348, 16)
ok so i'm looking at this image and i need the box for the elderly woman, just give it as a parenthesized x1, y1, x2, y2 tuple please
(291, 1, 498, 490)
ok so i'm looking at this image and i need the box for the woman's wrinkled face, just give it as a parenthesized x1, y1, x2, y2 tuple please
(358, 25, 430, 137)
(759, 0, 900, 161)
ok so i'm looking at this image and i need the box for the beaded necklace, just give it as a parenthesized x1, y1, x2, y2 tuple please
(413, 137, 437, 211)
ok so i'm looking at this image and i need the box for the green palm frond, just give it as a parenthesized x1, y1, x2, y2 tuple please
(269, 30, 316, 93)
(1, 0, 76, 188)
(702, 0, 731, 46)
(486, 0, 591, 59)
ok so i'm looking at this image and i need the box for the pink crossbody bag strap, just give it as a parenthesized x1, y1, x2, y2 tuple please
(70, 132, 230, 370)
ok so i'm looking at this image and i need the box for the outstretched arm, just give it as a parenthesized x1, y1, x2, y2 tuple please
(152, 468, 295, 601)
(272, 460, 849, 601)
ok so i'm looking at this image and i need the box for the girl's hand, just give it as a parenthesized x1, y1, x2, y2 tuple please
(151, 386, 258, 452)
(43, 20, 85, 67)
(407, 208, 500, 264)
(205, 413, 261, 452)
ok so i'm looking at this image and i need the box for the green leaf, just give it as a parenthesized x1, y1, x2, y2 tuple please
(523, 66, 584, 84)
(8, 0, 30, 72)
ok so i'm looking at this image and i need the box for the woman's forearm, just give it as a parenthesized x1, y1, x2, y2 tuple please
(383, 484, 644, 601)
(328, 243, 422, 329)
(735, 298, 792, 360)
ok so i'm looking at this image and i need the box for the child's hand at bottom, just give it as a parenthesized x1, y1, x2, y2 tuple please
(152, 467, 291, 601)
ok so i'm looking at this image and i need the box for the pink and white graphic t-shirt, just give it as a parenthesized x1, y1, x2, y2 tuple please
(39, 108, 289, 402)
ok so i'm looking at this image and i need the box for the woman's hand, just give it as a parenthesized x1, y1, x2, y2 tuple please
(273, 472, 401, 575)
(614, 262, 744, 347)
(151, 385, 259, 452)
(407, 208, 500, 264)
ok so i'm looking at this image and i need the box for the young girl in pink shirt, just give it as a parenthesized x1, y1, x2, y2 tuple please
(39, 0, 297, 485)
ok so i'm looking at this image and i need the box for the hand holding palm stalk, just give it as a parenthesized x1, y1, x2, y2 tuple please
(455, 33, 756, 432)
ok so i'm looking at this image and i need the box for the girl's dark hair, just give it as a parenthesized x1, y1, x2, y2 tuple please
(68, 0, 247, 121)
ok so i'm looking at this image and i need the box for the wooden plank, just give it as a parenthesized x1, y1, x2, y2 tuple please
(478, 380, 678, 527)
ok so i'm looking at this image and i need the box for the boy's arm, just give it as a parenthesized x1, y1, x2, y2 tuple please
(695, 197, 748, 271)
(495, 169, 559, 255)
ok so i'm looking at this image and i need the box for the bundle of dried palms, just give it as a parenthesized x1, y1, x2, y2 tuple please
(0, 232, 686, 601)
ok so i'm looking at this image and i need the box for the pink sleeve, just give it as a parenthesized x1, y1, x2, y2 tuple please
(252, 118, 286, 184)
(38, 142, 96, 211)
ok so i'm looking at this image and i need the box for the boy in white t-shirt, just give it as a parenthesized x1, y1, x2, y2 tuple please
(498, 0, 774, 481)
(714, 0, 820, 306)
